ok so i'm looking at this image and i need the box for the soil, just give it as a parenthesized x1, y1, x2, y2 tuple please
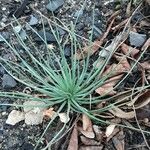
(0, 0, 150, 150)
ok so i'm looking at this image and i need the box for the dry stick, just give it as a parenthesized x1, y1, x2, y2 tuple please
(141, 37, 150, 51)
(107, 10, 120, 24)
(112, 18, 129, 31)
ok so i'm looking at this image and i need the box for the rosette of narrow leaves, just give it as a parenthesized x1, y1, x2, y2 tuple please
(1, 16, 147, 149)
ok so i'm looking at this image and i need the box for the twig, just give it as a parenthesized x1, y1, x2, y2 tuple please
(112, 19, 129, 31)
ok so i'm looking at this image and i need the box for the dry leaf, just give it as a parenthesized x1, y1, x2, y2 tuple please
(25, 111, 44, 125)
(121, 43, 139, 58)
(6, 110, 25, 125)
(105, 124, 116, 137)
(95, 74, 123, 96)
(135, 90, 150, 109)
(82, 114, 92, 131)
(67, 124, 78, 150)
(43, 108, 56, 118)
(96, 55, 130, 96)
(109, 107, 135, 119)
(58, 113, 70, 123)
(127, 90, 150, 109)
(23, 101, 47, 125)
(80, 114, 95, 138)
(114, 56, 130, 70)
(140, 61, 150, 70)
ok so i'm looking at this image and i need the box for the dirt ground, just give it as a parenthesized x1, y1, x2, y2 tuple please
(0, 0, 150, 150)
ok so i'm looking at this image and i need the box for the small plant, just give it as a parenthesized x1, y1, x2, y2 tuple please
(0, 14, 149, 149)
(0, 16, 113, 149)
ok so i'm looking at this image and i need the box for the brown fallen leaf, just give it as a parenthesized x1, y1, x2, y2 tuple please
(79, 114, 95, 138)
(67, 124, 78, 150)
(140, 20, 150, 28)
(43, 108, 56, 119)
(134, 90, 150, 108)
(95, 74, 123, 96)
(109, 106, 135, 119)
(114, 56, 130, 70)
(96, 54, 131, 96)
(140, 61, 150, 70)
(127, 90, 150, 109)
(121, 43, 139, 58)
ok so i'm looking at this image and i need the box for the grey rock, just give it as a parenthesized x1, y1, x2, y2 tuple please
(13, 25, 22, 33)
(129, 31, 146, 47)
(34, 31, 56, 43)
(29, 15, 38, 26)
(19, 30, 27, 40)
(46, 0, 64, 12)
(0, 66, 6, 76)
(2, 74, 17, 89)
(0, 32, 9, 42)
(64, 46, 71, 57)
(74, 10, 83, 17)
(57, 27, 66, 35)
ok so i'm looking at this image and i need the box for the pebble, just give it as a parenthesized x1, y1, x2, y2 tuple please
(34, 31, 56, 43)
(46, 0, 64, 12)
(129, 31, 146, 47)
(64, 46, 71, 57)
(0, 66, 6, 76)
(2, 74, 17, 89)
(0, 32, 9, 42)
(29, 15, 38, 26)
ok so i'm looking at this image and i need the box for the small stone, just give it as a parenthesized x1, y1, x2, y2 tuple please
(64, 46, 71, 57)
(19, 30, 27, 40)
(6, 110, 25, 125)
(0, 32, 9, 42)
(29, 15, 38, 26)
(129, 31, 146, 47)
(34, 31, 56, 43)
(2, 112, 6, 116)
(74, 9, 83, 17)
(2, 7, 6, 11)
(2, 74, 17, 89)
(13, 25, 22, 33)
(22, 143, 34, 150)
(46, 0, 64, 12)
(57, 27, 66, 35)
(0, 66, 6, 76)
